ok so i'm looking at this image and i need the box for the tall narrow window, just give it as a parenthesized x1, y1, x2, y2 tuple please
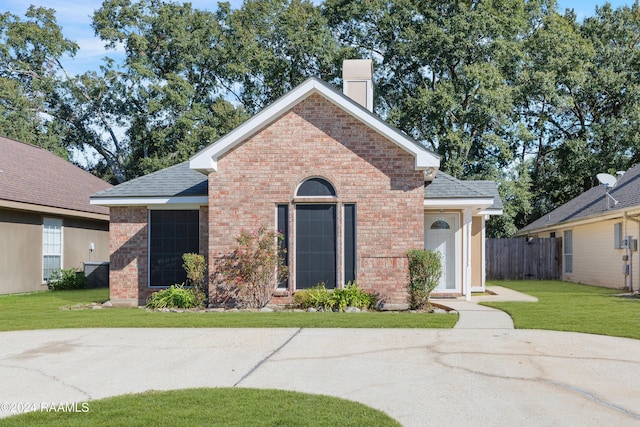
(614, 222, 623, 249)
(277, 204, 289, 288)
(149, 210, 199, 287)
(343, 204, 356, 284)
(296, 204, 337, 289)
(43, 218, 62, 281)
(563, 230, 573, 274)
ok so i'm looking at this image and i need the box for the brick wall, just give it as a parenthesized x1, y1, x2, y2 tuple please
(109, 207, 148, 306)
(108, 206, 210, 306)
(208, 94, 424, 305)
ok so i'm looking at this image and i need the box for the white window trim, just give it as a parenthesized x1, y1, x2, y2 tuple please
(563, 230, 573, 274)
(42, 217, 63, 282)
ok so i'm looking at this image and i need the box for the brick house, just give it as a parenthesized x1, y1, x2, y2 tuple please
(91, 60, 502, 307)
(0, 136, 111, 294)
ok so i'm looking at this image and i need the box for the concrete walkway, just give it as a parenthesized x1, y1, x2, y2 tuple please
(433, 285, 538, 329)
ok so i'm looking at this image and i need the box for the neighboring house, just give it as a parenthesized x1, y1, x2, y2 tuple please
(518, 163, 640, 291)
(91, 60, 502, 307)
(0, 136, 112, 294)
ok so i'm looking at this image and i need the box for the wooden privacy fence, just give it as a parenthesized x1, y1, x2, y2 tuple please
(486, 237, 562, 280)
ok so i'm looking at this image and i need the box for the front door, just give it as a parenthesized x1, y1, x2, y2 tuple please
(296, 204, 336, 289)
(424, 214, 458, 292)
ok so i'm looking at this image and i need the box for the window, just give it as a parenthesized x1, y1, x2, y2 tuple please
(296, 204, 337, 289)
(430, 220, 450, 230)
(43, 218, 63, 281)
(343, 204, 356, 284)
(149, 210, 199, 287)
(296, 178, 336, 197)
(614, 222, 623, 249)
(277, 204, 289, 288)
(550, 232, 556, 238)
(563, 230, 573, 274)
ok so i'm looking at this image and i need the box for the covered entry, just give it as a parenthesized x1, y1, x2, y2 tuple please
(424, 213, 459, 292)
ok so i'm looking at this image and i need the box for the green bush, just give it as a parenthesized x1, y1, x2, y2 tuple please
(183, 253, 206, 306)
(47, 268, 87, 291)
(146, 285, 196, 309)
(406, 249, 442, 310)
(294, 282, 376, 311)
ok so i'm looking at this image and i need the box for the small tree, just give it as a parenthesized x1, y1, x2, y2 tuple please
(406, 249, 442, 311)
(214, 226, 288, 308)
(182, 253, 206, 307)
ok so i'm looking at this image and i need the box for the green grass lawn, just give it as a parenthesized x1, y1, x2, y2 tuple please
(484, 280, 640, 340)
(0, 388, 400, 426)
(0, 288, 457, 331)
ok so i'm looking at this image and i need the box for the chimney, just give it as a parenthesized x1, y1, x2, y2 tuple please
(342, 59, 374, 112)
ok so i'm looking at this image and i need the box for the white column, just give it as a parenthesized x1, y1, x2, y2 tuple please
(464, 208, 472, 301)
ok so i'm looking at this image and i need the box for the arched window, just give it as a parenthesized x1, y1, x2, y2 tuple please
(296, 177, 336, 197)
(430, 220, 450, 230)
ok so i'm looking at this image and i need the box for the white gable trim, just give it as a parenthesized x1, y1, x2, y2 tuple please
(424, 197, 495, 211)
(190, 78, 439, 173)
(90, 196, 208, 207)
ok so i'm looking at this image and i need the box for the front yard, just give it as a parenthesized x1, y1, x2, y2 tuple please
(0, 288, 457, 331)
(484, 280, 640, 340)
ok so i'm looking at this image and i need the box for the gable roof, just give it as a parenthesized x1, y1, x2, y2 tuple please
(190, 77, 440, 174)
(90, 161, 207, 206)
(0, 136, 111, 217)
(518, 163, 640, 235)
(424, 171, 503, 214)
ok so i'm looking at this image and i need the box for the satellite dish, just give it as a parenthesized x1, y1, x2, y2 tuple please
(596, 173, 617, 188)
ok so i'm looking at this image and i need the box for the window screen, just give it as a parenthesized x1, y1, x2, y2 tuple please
(343, 204, 356, 284)
(149, 210, 199, 287)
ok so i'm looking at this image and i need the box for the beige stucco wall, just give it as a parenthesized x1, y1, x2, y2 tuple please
(471, 216, 483, 287)
(556, 217, 639, 289)
(0, 209, 44, 294)
(63, 217, 110, 271)
(0, 208, 109, 295)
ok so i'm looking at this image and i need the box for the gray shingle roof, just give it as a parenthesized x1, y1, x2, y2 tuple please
(0, 136, 111, 215)
(91, 161, 207, 199)
(425, 171, 503, 209)
(519, 163, 640, 234)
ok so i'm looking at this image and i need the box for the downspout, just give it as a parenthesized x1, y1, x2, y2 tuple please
(465, 209, 472, 301)
(623, 212, 640, 293)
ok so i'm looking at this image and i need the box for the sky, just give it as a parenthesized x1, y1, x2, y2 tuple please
(1, 0, 637, 76)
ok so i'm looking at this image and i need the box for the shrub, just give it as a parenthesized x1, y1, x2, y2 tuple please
(182, 253, 206, 306)
(295, 284, 334, 311)
(47, 268, 87, 291)
(406, 249, 442, 310)
(294, 282, 376, 311)
(146, 285, 196, 309)
(213, 226, 288, 308)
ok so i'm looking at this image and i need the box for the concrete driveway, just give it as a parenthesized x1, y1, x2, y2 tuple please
(1, 327, 639, 426)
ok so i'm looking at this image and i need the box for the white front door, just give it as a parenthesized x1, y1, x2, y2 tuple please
(424, 214, 459, 292)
